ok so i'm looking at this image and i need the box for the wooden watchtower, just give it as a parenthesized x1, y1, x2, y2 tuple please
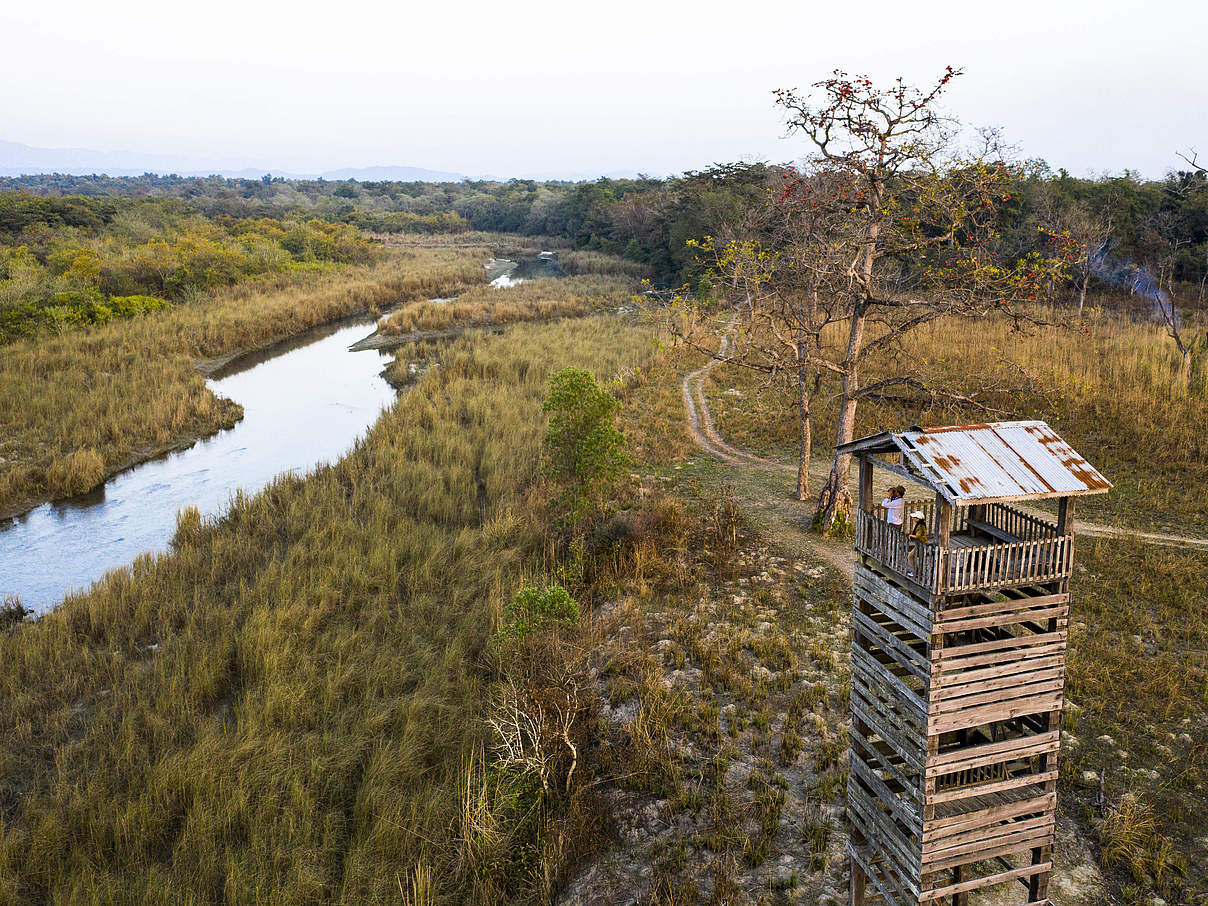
(837, 421, 1111, 906)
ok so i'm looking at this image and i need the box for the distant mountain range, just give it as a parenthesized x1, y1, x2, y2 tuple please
(0, 140, 467, 182)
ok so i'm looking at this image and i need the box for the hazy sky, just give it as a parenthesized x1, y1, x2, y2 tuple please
(4, 0, 1206, 179)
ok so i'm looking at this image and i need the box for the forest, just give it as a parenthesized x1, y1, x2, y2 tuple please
(5, 155, 1205, 296)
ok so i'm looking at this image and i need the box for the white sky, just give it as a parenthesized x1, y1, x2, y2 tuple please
(4, 0, 1206, 179)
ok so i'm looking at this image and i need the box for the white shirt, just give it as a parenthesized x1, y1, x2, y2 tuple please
(883, 496, 905, 526)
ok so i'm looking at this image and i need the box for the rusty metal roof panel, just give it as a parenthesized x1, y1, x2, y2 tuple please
(896, 420, 1111, 504)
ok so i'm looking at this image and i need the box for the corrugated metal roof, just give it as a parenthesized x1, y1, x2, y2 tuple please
(841, 420, 1111, 504)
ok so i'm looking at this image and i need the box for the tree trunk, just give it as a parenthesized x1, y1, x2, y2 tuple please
(1078, 272, 1089, 316)
(816, 182, 879, 533)
(816, 308, 866, 530)
(796, 345, 811, 502)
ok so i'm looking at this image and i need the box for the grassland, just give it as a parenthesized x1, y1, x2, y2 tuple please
(0, 246, 488, 517)
(0, 314, 658, 905)
(702, 303, 1208, 534)
(380, 275, 635, 337)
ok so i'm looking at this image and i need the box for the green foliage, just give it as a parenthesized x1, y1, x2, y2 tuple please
(542, 367, 630, 519)
(499, 584, 579, 640)
(0, 198, 378, 343)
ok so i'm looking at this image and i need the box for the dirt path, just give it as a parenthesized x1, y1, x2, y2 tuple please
(682, 325, 1208, 555)
(681, 327, 856, 578)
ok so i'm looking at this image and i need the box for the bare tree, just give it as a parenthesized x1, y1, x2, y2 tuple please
(1136, 212, 1207, 383)
(1177, 148, 1207, 176)
(771, 69, 1063, 530)
(1042, 199, 1114, 315)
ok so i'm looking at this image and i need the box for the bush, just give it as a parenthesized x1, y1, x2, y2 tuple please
(542, 367, 629, 520)
(500, 584, 579, 641)
(0, 595, 28, 632)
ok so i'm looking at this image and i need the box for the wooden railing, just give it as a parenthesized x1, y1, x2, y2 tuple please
(943, 535, 1073, 593)
(958, 503, 1059, 542)
(856, 510, 941, 588)
(855, 509, 1073, 595)
(871, 499, 937, 532)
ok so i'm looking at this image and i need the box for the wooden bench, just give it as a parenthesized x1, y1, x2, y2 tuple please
(965, 519, 1021, 545)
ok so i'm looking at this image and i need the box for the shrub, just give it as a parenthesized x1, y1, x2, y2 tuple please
(500, 584, 579, 641)
(0, 595, 28, 632)
(542, 367, 629, 520)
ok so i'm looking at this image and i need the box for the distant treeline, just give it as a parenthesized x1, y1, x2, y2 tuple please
(4, 159, 1207, 304)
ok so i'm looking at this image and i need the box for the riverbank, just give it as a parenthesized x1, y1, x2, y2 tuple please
(0, 246, 488, 521)
(3, 317, 400, 613)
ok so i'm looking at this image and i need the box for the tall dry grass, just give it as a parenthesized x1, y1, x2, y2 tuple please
(0, 247, 487, 516)
(0, 315, 657, 905)
(703, 306, 1208, 531)
(381, 275, 636, 336)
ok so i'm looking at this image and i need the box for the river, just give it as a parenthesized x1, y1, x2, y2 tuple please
(0, 255, 569, 614)
(0, 317, 396, 614)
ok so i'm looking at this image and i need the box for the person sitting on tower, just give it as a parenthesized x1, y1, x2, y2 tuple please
(906, 509, 928, 577)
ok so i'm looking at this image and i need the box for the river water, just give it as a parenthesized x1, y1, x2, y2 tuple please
(0, 318, 396, 613)
(0, 256, 565, 614)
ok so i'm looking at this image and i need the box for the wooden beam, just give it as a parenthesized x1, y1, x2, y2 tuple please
(920, 862, 1052, 902)
(859, 455, 874, 514)
(936, 496, 952, 548)
(869, 454, 936, 492)
(849, 854, 866, 906)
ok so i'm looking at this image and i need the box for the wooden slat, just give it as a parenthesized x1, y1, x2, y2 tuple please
(854, 564, 933, 640)
(848, 841, 917, 906)
(850, 753, 923, 833)
(932, 663, 1066, 700)
(936, 592, 1069, 624)
(936, 604, 1068, 634)
(927, 730, 1060, 777)
(921, 861, 1052, 902)
(848, 781, 923, 878)
(923, 825, 1055, 873)
(933, 631, 1065, 665)
(854, 609, 930, 679)
(851, 684, 926, 771)
(852, 646, 927, 722)
(930, 692, 1064, 734)
(925, 792, 1056, 838)
(928, 770, 1059, 805)
(936, 648, 1068, 684)
(923, 814, 1055, 861)
(931, 678, 1066, 718)
(851, 727, 923, 810)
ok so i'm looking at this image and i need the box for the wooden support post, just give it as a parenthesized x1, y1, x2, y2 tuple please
(1057, 496, 1076, 535)
(850, 854, 866, 906)
(1028, 844, 1051, 903)
(951, 864, 969, 906)
(935, 494, 952, 548)
(859, 455, 874, 513)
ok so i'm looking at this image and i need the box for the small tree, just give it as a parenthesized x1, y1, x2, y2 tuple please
(542, 367, 629, 521)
